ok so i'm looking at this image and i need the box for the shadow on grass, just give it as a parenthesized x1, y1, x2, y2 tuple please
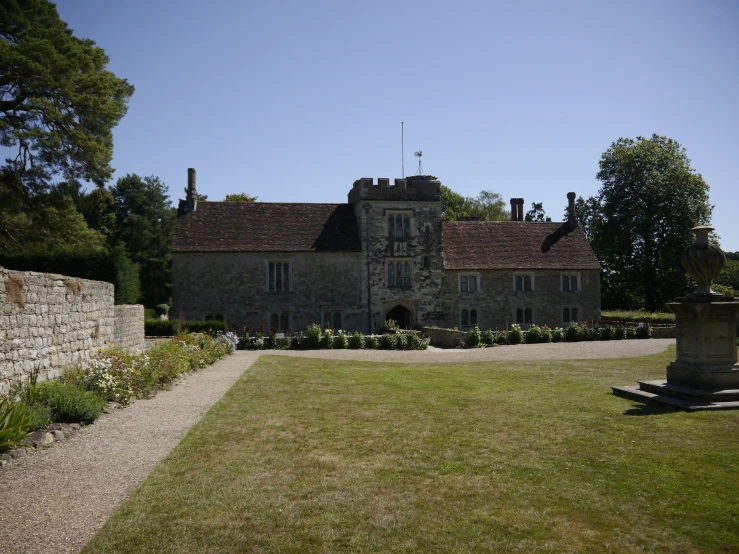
(622, 402, 680, 416)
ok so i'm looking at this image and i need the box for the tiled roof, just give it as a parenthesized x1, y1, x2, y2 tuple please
(173, 202, 361, 252)
(442, 221, 601, 270)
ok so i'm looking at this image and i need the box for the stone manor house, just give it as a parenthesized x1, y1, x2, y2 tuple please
(172, 169, 601, 333)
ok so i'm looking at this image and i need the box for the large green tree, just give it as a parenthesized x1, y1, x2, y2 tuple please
(588, 135, 712, 311)
(441, 185, 510, 221)
(110, 174, 175, 307)
(0, 0, 134, 192)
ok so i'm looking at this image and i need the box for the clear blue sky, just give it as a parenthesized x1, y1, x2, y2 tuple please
(56, 0, 739, 251)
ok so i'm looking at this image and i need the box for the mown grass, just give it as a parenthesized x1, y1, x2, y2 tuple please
(83, 347, 739, 553)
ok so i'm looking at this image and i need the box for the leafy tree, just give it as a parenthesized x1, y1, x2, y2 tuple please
(441, 185, 510, 221)
(525, 202, 551, 222)
(587, 135, 712, 311)
(223, 193, 257, 202)
(716, 258, 739, 292)
(110, 174, 175, 306)
(0, 0, 134, 192)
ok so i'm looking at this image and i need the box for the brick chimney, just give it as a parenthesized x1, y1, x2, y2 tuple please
(516, 198, 525, 221)
(186, 168, 197, 212)
(567, 192, 577, 228)
(510, 198, 517, 221)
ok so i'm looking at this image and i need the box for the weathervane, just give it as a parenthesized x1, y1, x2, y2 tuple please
(414, 150, 424, 175)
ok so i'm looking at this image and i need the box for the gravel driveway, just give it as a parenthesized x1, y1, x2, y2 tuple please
(0, 339, 674, 554)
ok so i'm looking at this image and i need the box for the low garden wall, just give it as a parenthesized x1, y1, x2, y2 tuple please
(114, 305, 146, 354)
(422, 327, 467, 348)
(0, 267, 144, 392)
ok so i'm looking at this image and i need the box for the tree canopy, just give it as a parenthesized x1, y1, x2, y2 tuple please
(585, 135, 712, 311)
(0, 0, 134, 192)
(525, 202, 550, 222)
(110, 174, 175, 307)
(224, 192, 257, 202)
(441, 185, 510, 221)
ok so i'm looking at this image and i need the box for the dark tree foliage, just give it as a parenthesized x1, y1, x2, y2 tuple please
(223, 192, 257, 202)
(441, 185, 510, 221)
(525, 202, 550, 222)
(110, 174, 175, 307)
(0, 0, 134, 193)
(588, 135, 712, 311)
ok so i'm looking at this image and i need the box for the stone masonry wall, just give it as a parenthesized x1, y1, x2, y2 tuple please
(114, 305, 145, 354)
(438, 269, 601, 331)
(1, 268, 145, 392)
(172, 251, 365, 332)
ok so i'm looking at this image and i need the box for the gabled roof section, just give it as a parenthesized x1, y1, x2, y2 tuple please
(442, 221, 601, 270)
(173, 202, 361, 252)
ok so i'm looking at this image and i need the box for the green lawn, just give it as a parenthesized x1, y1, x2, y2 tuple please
(83, 347, 739, 553)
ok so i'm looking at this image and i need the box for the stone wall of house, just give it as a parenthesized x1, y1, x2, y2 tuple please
(114, 305, 145, 353)
(438, 269, 601, 331)
(352, 177, 445, 332)
(0, 268, 145, 391)
(172, 251, 365, 332)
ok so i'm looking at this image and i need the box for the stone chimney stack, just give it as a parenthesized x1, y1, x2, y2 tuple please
(516, 198, 525, 221)
(510, 198, 517, 221)
(567, 192, 577, 228)
(186, 168, 197, 212)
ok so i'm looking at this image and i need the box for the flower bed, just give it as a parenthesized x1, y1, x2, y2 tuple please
(463, 321, 653, 348)
(234, 324, 429, 351)
(0, 332, 237, 454)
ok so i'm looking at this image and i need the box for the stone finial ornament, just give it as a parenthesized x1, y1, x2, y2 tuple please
(680, 226, 726, 297)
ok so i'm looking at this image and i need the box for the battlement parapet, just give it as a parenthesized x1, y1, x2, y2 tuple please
(348, 175, 441, 204)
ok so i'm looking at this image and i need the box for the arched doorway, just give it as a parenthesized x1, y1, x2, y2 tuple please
(386, 304, 414, 329)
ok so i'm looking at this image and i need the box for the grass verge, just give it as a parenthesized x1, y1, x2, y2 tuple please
(83, 347, 739, 553)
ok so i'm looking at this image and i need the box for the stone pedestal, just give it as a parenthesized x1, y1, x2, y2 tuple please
(612, 226, 739, 411)
(666, 300, 739, 390)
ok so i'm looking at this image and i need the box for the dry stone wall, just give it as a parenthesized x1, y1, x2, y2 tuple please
(0, 268, 144, 392)
(114, 305, 145, 354)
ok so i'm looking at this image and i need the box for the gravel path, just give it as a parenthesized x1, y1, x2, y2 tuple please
(0, 339, 673, 554)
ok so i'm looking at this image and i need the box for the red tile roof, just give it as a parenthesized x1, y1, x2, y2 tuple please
(442, 221, 601, 270)
(173, 202, 361, 252)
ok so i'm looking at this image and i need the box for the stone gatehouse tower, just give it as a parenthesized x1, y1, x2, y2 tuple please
(172, 169, 601, 333)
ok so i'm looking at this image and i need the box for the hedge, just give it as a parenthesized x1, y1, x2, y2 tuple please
(144, 319, 228, 336)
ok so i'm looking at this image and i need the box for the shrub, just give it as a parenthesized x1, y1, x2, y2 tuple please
(334, 330, 349, 349)
(467, 325, 481, 347)
(494, 331, 508, 345)
(365, 335, 378, 349)
(378, 333, 397, 350)
(33, 381, 105, 424)
(635, 323, 652, 339)
(83, 348, 136, 405)
(564, 323, 584, 342)
(625, 326, 637, 339)
(145, 319, 174, 336)
(405, 330, 421, 350)
(600, 325, 614, 341)
(154, 304, 170, 317)
(551, 327, 564, 342)
(508, 324, 523, 345)
(586, 325, 601, 341)
(395, 332, 408, 350)
(613, 325, 626, 340)
(540, 326, 552, 343)
(0, 399, 34, 452)
(601, 310, 674, 325)
(320, 328, 335, 349)
(481, 329, 495, 346)
(183, 320, 228, 334)
(524, 325, 542, 344)
(348, 331, 365, 349)
(304, 324, 322, 349)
